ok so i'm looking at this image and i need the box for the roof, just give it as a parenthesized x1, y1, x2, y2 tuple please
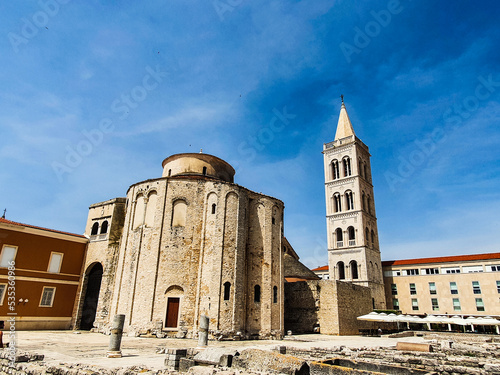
(0, 217, 87, 239)
(283, 254, 320, 280)
(382, 252, 500, 267)
(334, 102, 355, 141)
(311, 265, 329, 272)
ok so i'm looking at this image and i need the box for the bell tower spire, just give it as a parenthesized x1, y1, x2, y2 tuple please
(322, 98, 385, 309)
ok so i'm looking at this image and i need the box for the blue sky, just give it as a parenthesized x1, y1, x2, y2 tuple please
(1, 1, 499, 268)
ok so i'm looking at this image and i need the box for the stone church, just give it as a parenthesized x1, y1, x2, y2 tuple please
(74, 101, 381, 338)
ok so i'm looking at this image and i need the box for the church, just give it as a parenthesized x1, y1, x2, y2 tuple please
(73, 101, 381, 338)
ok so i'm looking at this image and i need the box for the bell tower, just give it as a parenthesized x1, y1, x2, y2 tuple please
(322, 98, 385, 309)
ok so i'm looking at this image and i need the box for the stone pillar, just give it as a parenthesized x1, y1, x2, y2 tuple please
(198, 315, 209, 347)
(107, 314, 125, 358)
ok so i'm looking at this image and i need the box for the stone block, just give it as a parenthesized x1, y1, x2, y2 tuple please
(396, 342, 433, 352)
(179, 358, 196, 372)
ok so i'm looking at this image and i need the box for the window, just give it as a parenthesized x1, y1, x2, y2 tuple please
(428, 282, 437, 295)
(0, 284, 6, 305)
(411, 298, 418, 311)
(475, 298, 485, 312)
(211, 204, 216, 214)
(345, 191, 354, 210)
(273, 286, 278, 304)
(392, 298, 399, 310)
(423, 268, 439, 275)
(463, 265, 483, 273)
(0, 245, 17, 268)
(333, 193, 342, 213)
(365, 228, 370, 246)
(497, 281, 500, 294)
(347, 226, 355, 246)
(391, 284, 397, 295)
(442, 267, 460, 274)
(453, 298, 461, 311)
(367, 196, 372, 214)
(431, 298, 439, 311)
(350, 260, 358, 279)
(343, 157, 351, 177)
(254, 285, 261, 303)
(409, 283, 416, 295)
(40, 287, 56, 307)
(47, 252, 63, 273)
(91, 222, 99, 235)
(489, 265, 500, 272)
(331, 160, 339, 180)
(450, 282, 458, 295)
(100, 220, 108, 234)
(223, 282, 231, 300)
(335, 228, 343, 248)
(358, 159, 364, 178)
(362, 193, 366, 211)
(371, 230, 375, 247)
(202, 166, 207, 175)
(405, 269, 419, 276)
(337, 262, 345, 280)
(472, 281, 481, 294)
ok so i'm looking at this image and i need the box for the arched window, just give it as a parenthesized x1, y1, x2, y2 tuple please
(365, 227, 370, 246)
(364, 163, 368, 179)
(202, 166, 207, 175)
(273, 286, 278, 304)
(367, 196, 372, 214)
(350, 260, 359, 279)
(168, 169, 172, 176)
(371, 230, 375, 247)
(337, 261, 345, 280)
(211, 203, 216, 214)
(91, 222, 99, 235)
(348, 226, 355, 246)
(100, 220, 108, 234)
(359, 159, 364, 178)
(223, 282, 231, 301)
(343, 157, 352, 177)
(362, 192, 366, 211)
(335, 228, 343, 248)
(345, 191, 354, 210)
(254, 285, 261, 303)
(171, 200, 187, 227)
(331, 160, 339, 180)
(334, 193, 342, 213)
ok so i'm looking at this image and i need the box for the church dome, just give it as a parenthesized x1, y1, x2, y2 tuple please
(161, 153, 235, 183)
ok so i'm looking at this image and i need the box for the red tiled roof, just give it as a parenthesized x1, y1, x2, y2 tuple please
(311, 265, 329, 272)
(0, 217, 86, 239)
(382, 252, 500, 267)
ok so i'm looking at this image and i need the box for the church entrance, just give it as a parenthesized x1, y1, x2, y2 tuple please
(165, 297, 180, 328)
(80, 263, 103, 330)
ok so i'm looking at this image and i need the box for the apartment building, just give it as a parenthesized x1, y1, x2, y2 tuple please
(382, 253, 500, 316)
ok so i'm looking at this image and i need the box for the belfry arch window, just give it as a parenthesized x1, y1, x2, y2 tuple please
(371, 230, 376, 247)
(335, 228, 343, 248)
(359, 159, 364, 178)
(367, 196, 372, 214)
(331, 160, 340, 180)
(91, 222, 99, 236)
(365, 228, 370, 246)
(362, 192, 366, 211)
(348, 226, 355, 246)
(343, 157, 352, 177)
(337, 261, 345, 280)
(100, 220, 108, 234)
(364, 163, 368, 179)
(350, 260, 359, 279)
(345, 191, 354, 210)
(333, 193, 342, 213)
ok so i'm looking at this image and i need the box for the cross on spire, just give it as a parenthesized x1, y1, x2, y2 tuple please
(340, 94, 344, 104)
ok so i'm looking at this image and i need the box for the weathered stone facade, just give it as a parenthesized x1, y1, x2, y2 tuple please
(284, 280, 372, 335)
(79, 153, 284, 339)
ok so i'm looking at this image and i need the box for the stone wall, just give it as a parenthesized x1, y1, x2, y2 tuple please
(285, 280, 372, 335)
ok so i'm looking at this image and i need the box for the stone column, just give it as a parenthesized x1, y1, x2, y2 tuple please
(198, 315, 209, 347)
(107, 314, 125, 358)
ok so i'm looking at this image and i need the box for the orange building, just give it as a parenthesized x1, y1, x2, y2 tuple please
(0, 217, 88, 330)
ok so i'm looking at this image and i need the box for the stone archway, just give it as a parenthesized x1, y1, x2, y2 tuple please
(80, 263, 103, 330)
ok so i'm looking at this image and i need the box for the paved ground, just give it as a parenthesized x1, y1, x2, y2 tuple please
(11, 331, 427, 370)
